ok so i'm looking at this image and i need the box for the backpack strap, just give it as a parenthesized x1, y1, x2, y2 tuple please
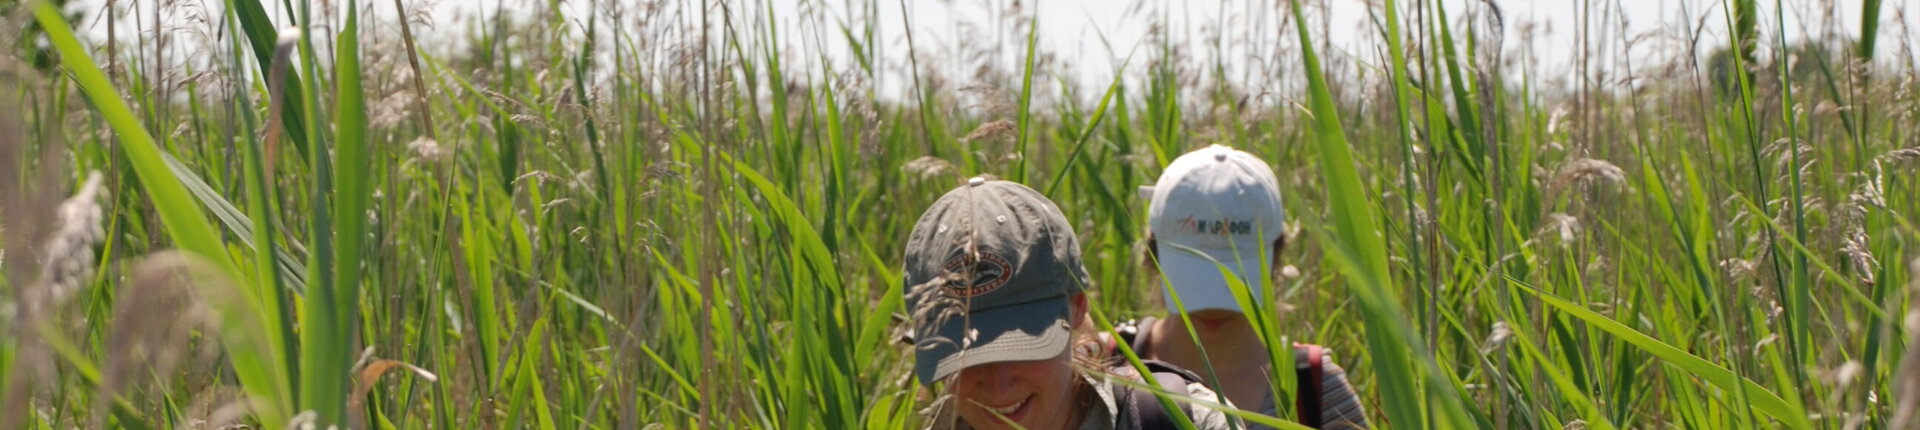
(1293, 343, 1326, 428)
(1111, 316, 1160, 357)
(1118, 359, 1200, 429)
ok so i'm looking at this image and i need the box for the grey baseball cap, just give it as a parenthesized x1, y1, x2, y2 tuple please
(903, 177, 1091, 386)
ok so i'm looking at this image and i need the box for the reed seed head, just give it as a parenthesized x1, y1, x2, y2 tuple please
(902, 156, 957, 181)
(958, 119, 1016, 143)
(39, 171, 107, 310)
(1539, 213, 1580, 248)
(1480, 321, 1513, 355)
(1890, 257, 1920, 428)
(407, 136, 448, 163)
(1548, 158, 1625, 196)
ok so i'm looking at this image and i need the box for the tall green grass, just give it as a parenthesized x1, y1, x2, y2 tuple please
(1, 0, 1915, 428)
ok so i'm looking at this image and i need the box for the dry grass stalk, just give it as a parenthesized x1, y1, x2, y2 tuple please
(1720, 258, 1759, 282)
(1480, 321, 1514, 355)
(407, 136, 448, 163)
(1849, 171, 1887, 215)
(958, 119, 1016, 143)
(1538, 213, 1581, 249)
(39, 171, 107, 309)
(1840, 226, 1878, 284)
(1547, 157, 1625, 197)
(901, 156, 956, 181)
(94, 250, 218, 428)
(348, 346, 439, 430)
(264, 29, 302, 182)
(1881, 146, 1920, 163)
(1893, 258, 1920, 429)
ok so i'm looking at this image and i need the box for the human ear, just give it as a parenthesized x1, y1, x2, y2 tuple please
(1068, 293, 1089, 329)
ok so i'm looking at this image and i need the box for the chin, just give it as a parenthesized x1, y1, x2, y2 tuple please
(966, 400, 1053, 430)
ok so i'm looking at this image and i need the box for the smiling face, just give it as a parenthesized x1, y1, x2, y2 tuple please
(948, 294, 1090, 430)
(950, 349, 1079, 430)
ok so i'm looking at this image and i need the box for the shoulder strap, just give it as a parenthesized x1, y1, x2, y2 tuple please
(1293, 343, 1326, 428)
(1119, 359, 1198, 429)
(1113, 316, 1160, 357)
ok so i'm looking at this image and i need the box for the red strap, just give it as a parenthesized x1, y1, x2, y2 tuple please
(1294, 343, 1325, 428)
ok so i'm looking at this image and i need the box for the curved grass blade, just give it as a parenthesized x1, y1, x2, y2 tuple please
(299, 0, 369, 425)
(31, 2, 294, 425)
(1012, 7, 1041, 182)
(1283, 0, 1476, 427)
(1045, 54, 1131, 196)
(227, 0, 313, 159)
(1509, 278, 1812, 429)
(164, 153, 308, 290)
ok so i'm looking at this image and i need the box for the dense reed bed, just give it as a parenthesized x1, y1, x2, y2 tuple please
(1, 0, 1917, 428)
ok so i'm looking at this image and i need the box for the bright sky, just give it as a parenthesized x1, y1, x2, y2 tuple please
(769, 0, 1915, 99)
(64, 0, 1920, 101)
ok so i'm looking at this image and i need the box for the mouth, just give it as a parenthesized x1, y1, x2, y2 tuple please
(987, 395, 1032, 423)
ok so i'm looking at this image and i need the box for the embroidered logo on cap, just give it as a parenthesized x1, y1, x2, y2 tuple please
(941, 252, 1014, 297)
(1177, 215, 1256, 237)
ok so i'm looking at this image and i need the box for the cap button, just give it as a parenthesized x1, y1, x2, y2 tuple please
(968, 176, 987, 186)
(1214, 152, 1229, 161)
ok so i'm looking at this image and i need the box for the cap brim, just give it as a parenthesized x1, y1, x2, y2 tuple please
(913, 298, 1072, 386)
(1155, 243, 1265, 314)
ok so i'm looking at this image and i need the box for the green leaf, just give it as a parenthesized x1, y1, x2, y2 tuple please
(32, 1, 293, 425)
(1512, 279, 1813, 429)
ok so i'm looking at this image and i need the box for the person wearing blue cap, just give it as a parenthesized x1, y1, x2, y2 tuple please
(1118, 145, 1369, 429)
(903, 177, 1238, 430)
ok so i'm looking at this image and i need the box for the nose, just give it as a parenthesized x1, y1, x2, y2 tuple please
(957, 362, 1019, 394)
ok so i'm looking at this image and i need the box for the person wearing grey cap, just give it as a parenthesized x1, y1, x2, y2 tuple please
(903, 177, 1238, 430)
(1114, 145, 1369, 429)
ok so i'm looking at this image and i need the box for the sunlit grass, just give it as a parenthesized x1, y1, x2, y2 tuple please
(0, 0, 1915, 428)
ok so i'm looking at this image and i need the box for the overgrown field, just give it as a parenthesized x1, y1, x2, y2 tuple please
(1, 0, 1917, 428)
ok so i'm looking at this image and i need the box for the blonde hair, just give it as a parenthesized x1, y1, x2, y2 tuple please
(924, 333, 1110, 430)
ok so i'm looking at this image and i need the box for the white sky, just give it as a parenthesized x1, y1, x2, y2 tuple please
(773, 0, 1917, 100)
(62, 0, 1920, 102)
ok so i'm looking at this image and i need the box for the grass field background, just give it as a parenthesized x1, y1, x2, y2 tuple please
(1, 0, 1917, 428)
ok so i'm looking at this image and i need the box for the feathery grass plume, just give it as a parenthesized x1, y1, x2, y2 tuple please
(1481, 321, 1515, 355)
(286, 410, 332, 430)
(1547, 157, 1626, 196)
(901, 156, 956, 181)
(1881, 146, 1920, 163)
(1538, 213, 1581, 249)
(39, 171, 107, 309)
(1827, 360, 1863, 390)
(406, 136, 448, 163)
(0, 84, 62, 430)
(903, 273, 970, 350)
(644, 161, 689, 183)
(94, 250, 217, 428)
(1721, 258, 1760, 282)
(903, 271, 970, 430)
(368, 90, 416, 130)
(916, 391, 959, 430)
(959, 84, 1014, 117)
(1841, 226, 1878, 284)
(1850, 169, 1887, 214)
(1766, 139, 1817, 178)
(1895, 258, 1920, 428)
(1278, 264, 1301, 280)
(958, 119, 1016, 143)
